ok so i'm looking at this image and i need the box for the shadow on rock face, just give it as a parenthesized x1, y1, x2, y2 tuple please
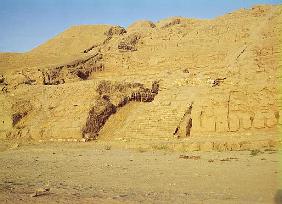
(82, 80, 160, 140)
(275, 189, 282, 204)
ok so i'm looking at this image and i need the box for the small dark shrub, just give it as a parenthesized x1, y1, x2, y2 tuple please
(151, 81, 159, 94)
(250, 149, 262, 156)
(76, 70, 89, 80)
(183, 68, 189, 73)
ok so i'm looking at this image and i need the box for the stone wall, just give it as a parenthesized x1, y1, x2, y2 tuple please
(190, 90, 279, 136)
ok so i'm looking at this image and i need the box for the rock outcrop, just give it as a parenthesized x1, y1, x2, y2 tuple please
(118, 32, 142, 52)
(0, 5, 281, 148)
(82, 80, 159, 140)
(127, 20, 156, 32)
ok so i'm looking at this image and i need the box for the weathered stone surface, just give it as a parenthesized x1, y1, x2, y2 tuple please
(201, 116, 216, 132)
(226, 142, 241, 151)
(118, 32, 141, 51)
(82, 81, 159, 140)
(128, 20, 156, 32)
(229, 115, 240, 132)
(105, 26, 127, 36)
(240, 114, 253, 130)
(253, 113, 266, 129)
(214, 142, 228, 151)
(200, 142, 214, 151)
(215, 119, 229, 132)
(157, 17, 182, 28)
(190, 110, 202, 134)
(265, 112, 277, 128)
(0, 5, 281, 144)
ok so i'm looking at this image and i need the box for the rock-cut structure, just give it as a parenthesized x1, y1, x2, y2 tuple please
(0, 5, 281, 150)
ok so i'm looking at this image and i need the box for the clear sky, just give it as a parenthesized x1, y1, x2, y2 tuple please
(0, 0, 281, 52)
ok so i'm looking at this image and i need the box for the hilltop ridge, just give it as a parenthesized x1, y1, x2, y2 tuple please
(0, 4, 281, 151)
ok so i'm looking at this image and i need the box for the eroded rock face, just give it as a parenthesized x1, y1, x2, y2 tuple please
(82, 26, 127, 54)
(11, 100, 32, 127)
(118, 33, 142, 51)
(42, 52, 104, 85)
(157, 17, 182, 28)
(0, 5, 281, 145)
(105, 26, 127, 36)
(190, 89, 280, 136)
(0, 52, 105, 90)
(42, 66, 65, 85)
(127, 20, 156, 32)
(82, 97, 117, 139)
(82, 80, 159, 140)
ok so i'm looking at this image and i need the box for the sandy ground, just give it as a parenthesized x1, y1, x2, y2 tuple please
(0, 142, 281, 204)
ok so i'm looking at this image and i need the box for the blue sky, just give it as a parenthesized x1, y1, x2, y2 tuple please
(0, 0, 281, 52)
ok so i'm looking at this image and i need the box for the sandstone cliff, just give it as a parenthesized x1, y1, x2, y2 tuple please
(0, 5, 281, 150)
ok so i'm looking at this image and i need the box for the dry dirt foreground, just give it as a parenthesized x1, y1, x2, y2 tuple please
(0, 4, 282, 204)
(0, 142, 281, 204)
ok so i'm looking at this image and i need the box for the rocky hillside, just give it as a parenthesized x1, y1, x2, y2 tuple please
(0, 5, 281, 150)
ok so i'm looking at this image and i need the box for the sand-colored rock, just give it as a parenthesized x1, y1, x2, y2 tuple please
(127, 20, 156, 32)
(0, 5, 281, 148)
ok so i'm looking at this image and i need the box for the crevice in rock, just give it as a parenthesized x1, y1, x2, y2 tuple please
(235, 46, 247, 61)
(83, 44, 100, 53)
(82, 80, 159, 140)
(173, 103, 193, 138)
(227, 92, 231, 130)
